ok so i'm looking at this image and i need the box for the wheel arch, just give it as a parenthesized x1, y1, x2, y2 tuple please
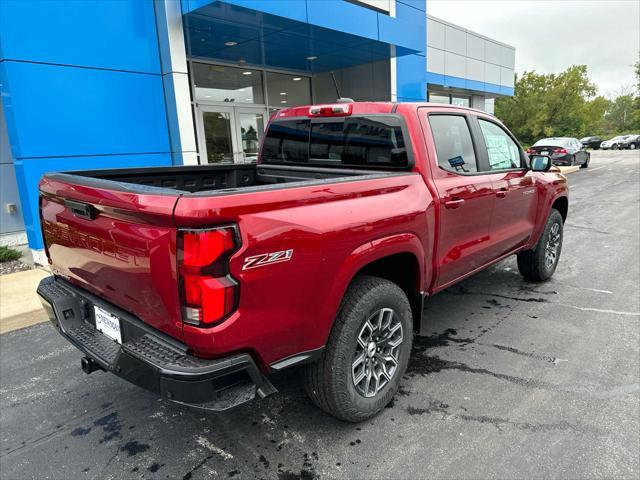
(324, 233, 427, 339)
(552, 195, 568, 223)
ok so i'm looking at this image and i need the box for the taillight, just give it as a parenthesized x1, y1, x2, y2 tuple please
(178, 226, 239, 326)
(526, 148, 535, 154)
(308, 103, 352, 117)
(553, 148, 568, 154)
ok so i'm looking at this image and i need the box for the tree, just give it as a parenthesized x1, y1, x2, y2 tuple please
(495, 65, 596, 145)
(583, 96, 610, 134)
(633, 58, 640, 129)
(606, 91, 635, 132)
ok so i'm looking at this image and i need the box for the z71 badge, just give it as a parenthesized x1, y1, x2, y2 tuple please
(242, 249, 294, 270)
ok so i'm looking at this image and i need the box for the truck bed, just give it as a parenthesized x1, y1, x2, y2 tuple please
(50, 163, 391, 195)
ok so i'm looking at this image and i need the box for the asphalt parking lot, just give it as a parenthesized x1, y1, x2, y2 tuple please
(1, 150, 639, 479)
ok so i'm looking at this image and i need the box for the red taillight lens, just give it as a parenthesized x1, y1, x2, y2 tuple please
(179, 227, 239, 326)
(553, 148, 568, 154)
(526, 148, 535, 154)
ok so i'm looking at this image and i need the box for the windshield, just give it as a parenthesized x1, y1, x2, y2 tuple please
(533, 138, 570, 148)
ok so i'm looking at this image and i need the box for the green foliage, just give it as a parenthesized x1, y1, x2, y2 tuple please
(495, 63, 640, 145)
(606, 94, 635, 132)
(0, 245, 22, 263)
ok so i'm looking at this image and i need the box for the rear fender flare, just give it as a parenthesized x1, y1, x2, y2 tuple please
(319, 233, 425, 342)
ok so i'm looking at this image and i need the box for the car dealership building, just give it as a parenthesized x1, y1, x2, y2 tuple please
(0, 0, 515, 258)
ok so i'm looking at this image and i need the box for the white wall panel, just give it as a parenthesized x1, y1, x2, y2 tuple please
(445, 51, 466, 78)
(485, 62, 501, 85)
(501, 66, 514, 87)
(445, 25, 466, 56)
(501, 46, 515, 68)
(427, 17, 445, 49)
(485, 40, 502, 65)
(466, 57, 484, 82)
(466, 33, 484, 61)
(427, 47, 445, 74)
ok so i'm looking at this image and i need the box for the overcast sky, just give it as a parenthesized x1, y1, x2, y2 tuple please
(426, 0, 640, 97)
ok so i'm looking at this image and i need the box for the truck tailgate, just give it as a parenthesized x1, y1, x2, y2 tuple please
(39, 175, 184, 340)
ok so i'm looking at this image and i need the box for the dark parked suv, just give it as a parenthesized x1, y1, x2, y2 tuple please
(580, 136, 602, 149)
(617, 135, 639, 150)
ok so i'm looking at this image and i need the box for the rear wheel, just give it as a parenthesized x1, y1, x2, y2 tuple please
(517, 209, 563, 282)
(304, 275, 413, 422)
(630, 143, 637, 150)
(580, 153, 590, 168)
(570, 155, 576, 166)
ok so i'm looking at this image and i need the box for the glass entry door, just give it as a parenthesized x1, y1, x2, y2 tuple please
(235, 108, 265, 164)
(197, 105, 266, 164)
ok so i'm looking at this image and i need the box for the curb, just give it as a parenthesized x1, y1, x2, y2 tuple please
(558, 166, 580, 174)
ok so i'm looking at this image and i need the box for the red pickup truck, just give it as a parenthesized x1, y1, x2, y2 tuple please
(38, 102, 568, 421)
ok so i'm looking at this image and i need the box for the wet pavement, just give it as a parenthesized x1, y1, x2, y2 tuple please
(1, 150, 639, 479)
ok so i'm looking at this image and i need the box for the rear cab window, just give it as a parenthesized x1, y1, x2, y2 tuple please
(261, 116, 409, 169)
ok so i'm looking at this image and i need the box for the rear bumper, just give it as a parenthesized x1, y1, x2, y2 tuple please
(37, 276, 276, 411)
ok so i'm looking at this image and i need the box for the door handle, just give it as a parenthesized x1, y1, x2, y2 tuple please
(444, 198, 465, 209)
(495, 187, 508, 198)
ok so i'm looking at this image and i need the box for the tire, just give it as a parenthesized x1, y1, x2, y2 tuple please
(630, 143, 637, 150)
(517, 209, 564, 282)
(580, 153, 590, 168)
(570, 155, 576, 166)
(304, 275, 413, 422)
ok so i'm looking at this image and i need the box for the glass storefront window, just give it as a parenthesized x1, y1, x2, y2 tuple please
(452, 96, 470, 107)
(193, 63, 264, 104)
(428, 92, 450, 104)
(266, 72, 311, 109)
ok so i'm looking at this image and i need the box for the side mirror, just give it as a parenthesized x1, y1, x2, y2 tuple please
(530, 154, 552, 172)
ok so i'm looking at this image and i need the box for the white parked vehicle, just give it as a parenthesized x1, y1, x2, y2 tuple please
(600, 136, 625, 150)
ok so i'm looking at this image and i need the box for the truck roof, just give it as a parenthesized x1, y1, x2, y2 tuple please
(276, 101, 495, 120)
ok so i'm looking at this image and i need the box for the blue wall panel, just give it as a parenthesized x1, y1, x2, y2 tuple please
(378, 1, 425, 51)
(0, 0, 161, 74)
(14, 153, 173, 249)
(1, 61, 170, 159)
(184, 0, 308, 22)
(398, 0, 426, 12)
(0, 0, 171, 250)
(426, 72, 516, 97)
(307, 1, 379, 41)
(396, 54, 426, 101)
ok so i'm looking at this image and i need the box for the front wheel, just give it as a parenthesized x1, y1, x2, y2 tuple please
(304, 275, 413, 422)
(580, 154, 590, 168)
(517, 209, 564, 282)
(630, 143, 637, 150)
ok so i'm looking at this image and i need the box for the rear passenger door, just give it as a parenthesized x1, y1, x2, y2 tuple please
(421, 112, 497, 289)
(472, 116, 538, 256)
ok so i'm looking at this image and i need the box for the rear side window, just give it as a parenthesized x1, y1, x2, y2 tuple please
(428, 115, 478, 173)
(478, 119, 522, 170)
(261, 116, 409, 169)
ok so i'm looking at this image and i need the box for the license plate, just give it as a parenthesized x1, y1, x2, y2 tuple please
(540, 151, 549, 155)
(94, 305, 122, 344)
